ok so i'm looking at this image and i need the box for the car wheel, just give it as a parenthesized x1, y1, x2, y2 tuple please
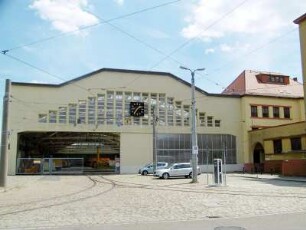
(162, 173, 169, 179)
(189, 172, 192, 178)
(142, 170, 148, 176)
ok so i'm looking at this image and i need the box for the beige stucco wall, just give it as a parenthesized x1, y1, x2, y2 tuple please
(241, 96, 305, 163)
(7, 70, 243, 174)
(298, 20, 306, 118)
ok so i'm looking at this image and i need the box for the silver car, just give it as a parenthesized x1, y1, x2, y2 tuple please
(138, 162, 168, 175)
(154, 162, 201, 179)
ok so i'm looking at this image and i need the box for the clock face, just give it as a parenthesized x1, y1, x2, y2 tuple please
(130, 102, 145, 117)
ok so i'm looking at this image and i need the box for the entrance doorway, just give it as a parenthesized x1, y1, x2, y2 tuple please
(253, 142, 264, 173)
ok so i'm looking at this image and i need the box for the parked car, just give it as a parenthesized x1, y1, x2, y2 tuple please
(154, 162, 201, 179)
(138, 162, 168, 175)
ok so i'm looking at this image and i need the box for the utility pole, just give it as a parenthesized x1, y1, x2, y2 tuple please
(223, 141, 227, 186)
(0, 79, 11, 188)
(152, 105, 157, 173)
(180, 66, 205, 183)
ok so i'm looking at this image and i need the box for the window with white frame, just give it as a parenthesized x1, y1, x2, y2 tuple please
(106, 91, 114, 125)
(88, 97, 96, 124)
(68, 104, 77, 124)
(183, 105, 190, 126)
(39, 114, 47, 123)
(207, 116, 213, 127)
(115, 92, 123, 126)
(78, 100, 86, 124)
(142, 93, 149, 125)
(124, 92, 132, 125)
(175, 101, 182, 126)
(97, 94, 105, 125)
(159, 94, 166, 126)
(49, 110, 57, 123)
(199, 112, 205, 126)
(167, 97, 174, 126)
(58, 107, 67, 124)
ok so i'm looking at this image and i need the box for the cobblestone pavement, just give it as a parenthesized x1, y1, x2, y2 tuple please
(0, 173, 306, 229)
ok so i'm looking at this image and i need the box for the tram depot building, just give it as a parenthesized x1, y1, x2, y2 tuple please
(3, 68, 306, 175)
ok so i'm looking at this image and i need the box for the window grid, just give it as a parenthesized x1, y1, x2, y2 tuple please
(159, 94, 166, 126)
(183, 105, 190, 126)
(106, 91, 114, 125)
(115, 92, 123, 126)
(199, 112, 205, 126)
(150, 94, 157, 125)
(273, 106, 280, 118)
(262, 106, 269, 118)
(251, 106, 258, 117)
(49, 111, 57, 123)
(68, 104, 77, 124)
(124, 92, 132, 125)
(38, 91, 211, 128)
(97, 94, 105, 125)
(284, 107, 290, 119)
(167, 97, 174, 126)
(133, 92, 141, 125)
(142, 93, 149, 125)
(78, 100, 86, 124)
(39, 114, 47, 123)
(215, 120, 221, 127)
(59, 107, 67, 124)
(88, 97, 96, 124)
(207, 116, 213, 127)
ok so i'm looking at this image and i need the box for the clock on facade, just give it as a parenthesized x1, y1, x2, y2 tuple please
(130, 102, 145, 117)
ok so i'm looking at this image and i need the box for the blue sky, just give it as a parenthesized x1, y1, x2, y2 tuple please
(0, 0, 305, 97)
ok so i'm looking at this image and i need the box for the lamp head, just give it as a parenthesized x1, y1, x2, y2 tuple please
(179, 66, 189, 71)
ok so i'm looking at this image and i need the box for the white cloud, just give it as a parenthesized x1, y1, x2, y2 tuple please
(205, 48, 215, 54)
(219, 42, 250, 53)
(114, 0, 124, 6)
(30, 0, 99, 34)
(181, 0, 305, 40)
(220, 44, 232, 52)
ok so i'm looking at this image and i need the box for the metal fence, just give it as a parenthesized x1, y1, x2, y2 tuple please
(17, 158, 84, 175)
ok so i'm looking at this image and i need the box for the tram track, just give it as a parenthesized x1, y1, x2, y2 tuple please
(93, 175, 306, 199)
(0, 174, 305, 218)
(0, 175, 115, 217)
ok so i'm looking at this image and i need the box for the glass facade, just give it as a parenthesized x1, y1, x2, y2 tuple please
(157, 133, 237, 164)
(38, 91, 221, 128)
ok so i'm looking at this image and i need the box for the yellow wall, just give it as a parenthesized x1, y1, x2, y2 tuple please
(242, 96, 305, 163)
(250, 122, 306, 161)
(298, 20, 306, 118)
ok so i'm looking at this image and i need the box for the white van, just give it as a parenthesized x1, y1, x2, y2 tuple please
(154, 162, 201, 179)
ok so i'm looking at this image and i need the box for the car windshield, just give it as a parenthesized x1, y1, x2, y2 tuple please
(165, 163, 175, 169)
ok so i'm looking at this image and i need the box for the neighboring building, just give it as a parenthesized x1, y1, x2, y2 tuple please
(249, 122, 306, 176)
(6, 68, 243, 175)
(294, 13, 306, 118)
(222, 70, 305, 171)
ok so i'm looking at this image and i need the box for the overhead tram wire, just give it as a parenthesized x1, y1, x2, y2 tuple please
(1, 52, 97, 96)
(2, 0, 182, 53)
(178, 26, 300, 93)
(212, 27, 299, 73)
(149, 0, 250, 70)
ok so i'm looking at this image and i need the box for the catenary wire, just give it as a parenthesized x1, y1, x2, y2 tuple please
(2, 0, 182, 52)
(149, 0, 250, 70)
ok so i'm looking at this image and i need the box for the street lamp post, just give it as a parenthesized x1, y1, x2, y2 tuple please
(180, 66, 205, 183)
